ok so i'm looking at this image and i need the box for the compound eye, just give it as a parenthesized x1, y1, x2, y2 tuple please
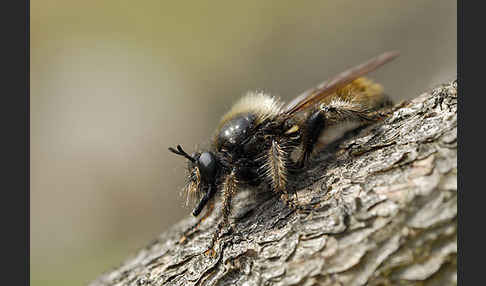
(198, 152, 217, 182)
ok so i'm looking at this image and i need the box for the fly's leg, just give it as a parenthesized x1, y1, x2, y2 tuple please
(262, 139, 299, 209)
(297, 110, 326, 169)
(297, 97, 392, 168)
(205, 170, 237, 257)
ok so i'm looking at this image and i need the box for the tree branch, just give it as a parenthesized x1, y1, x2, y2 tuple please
(90, 80, 457, 286)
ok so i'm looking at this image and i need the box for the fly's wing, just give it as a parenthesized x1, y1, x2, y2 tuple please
(282, 51, 399, 116)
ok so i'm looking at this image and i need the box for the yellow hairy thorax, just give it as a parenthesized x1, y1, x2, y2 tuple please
(218, 92, 283, 129)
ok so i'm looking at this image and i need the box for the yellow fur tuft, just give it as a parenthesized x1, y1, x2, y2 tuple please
(334, 77, 384, 105)
(219, 92, 283, 128)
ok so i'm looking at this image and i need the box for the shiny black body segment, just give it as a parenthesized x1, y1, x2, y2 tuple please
(215, 113, 299, 187)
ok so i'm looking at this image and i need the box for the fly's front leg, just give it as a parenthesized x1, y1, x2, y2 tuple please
(205, 170, 237, 257)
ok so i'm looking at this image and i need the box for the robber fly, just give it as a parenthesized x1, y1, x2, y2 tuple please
(169, 51, 399, 255)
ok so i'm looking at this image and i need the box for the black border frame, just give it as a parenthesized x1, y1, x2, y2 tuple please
(4, 0, 29, 284)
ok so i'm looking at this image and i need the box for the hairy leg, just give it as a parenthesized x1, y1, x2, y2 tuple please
(206, 170, 237, 256)
(267, 139, 287, 193)
(297, 110, 326, 168)
(320, 100, 386, 123)
(298, 95, 393, 168)
(262, 139, 300, 209)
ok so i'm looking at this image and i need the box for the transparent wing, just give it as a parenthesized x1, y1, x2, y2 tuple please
(282, 51, 399, 116)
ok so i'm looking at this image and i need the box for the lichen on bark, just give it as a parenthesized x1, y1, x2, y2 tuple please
(89, 80, 457, 286)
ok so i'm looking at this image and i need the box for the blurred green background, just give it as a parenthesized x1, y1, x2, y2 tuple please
(30, 1, 456, 285)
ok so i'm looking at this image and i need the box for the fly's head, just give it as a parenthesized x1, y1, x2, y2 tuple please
(169, 145, 218, 216)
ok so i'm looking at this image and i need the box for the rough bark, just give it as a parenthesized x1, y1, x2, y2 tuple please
(90, 80, 457, 286)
